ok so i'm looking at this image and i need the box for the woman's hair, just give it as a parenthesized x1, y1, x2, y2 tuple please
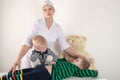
(42, 0, 54, 9)
(32, 35, 47, 47)
(81, 59, 90, 69)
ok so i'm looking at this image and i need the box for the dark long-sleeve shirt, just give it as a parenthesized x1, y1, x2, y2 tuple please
(30, 48, 57, 66)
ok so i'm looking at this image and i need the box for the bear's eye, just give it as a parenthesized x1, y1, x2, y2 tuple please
(72, 40, 74, 42)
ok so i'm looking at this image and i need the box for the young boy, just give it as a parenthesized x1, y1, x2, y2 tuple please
(64, 52, 90, 69)
(1, 57, 98, 80)
(30, 35, 57, 67)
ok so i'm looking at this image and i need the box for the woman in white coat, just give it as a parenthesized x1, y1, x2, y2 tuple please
(11, 0, 85, 70)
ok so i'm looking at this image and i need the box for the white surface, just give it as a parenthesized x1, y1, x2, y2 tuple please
(64, 77, 107, 80)
(0, 72, 6, 76)
(0, 0, 120, 80)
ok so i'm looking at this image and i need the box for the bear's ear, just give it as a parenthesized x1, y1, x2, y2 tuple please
(66, 35, 74, 40)
(83, 36, 87, 41)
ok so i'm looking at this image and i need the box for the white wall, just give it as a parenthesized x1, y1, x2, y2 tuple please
(0, 0, 120, 80)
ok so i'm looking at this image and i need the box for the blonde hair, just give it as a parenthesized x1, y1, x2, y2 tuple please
(32, 35, 47, 47)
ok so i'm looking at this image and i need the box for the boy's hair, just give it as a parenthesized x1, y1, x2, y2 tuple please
(81, 59, 90, 69)
(32, 35, 47, 47)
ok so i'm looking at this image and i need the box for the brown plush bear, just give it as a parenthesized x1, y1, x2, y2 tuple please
(59, 34, 96, 69)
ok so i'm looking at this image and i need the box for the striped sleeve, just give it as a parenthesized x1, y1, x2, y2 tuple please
(48, 48, 57, 62)
(30, 51, 39, 62)
(74, 69, 98, 77)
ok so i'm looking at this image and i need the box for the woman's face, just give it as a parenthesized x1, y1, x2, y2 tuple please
(43, 5, 55, 19)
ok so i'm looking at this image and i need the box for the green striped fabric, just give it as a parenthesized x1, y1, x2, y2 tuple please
(51, 58, 98, 80)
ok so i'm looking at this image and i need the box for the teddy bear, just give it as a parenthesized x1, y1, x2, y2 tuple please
(59, 34, 96, 69)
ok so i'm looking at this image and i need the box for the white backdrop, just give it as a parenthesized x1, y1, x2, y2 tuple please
(0, 0, 120, 80)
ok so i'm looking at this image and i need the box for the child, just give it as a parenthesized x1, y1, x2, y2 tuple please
(64, 52, 90, 69)
(30, 35, 57, 67)
(1, 58, 98, 80)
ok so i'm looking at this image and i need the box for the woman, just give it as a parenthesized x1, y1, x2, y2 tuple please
(11, 0, 85, 70)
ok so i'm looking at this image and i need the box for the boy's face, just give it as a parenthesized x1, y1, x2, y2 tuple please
(72, 58, 83, 69)
(34, 44, 47, 53)
(64, 53, 75, 62)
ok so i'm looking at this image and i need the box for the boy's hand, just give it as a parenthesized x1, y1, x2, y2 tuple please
(46, 55, 53, 64)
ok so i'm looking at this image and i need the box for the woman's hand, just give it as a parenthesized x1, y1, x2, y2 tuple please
(78, 53, 86, 59)
(65, 47, 86, 60)
(10, 60, 21, 72)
